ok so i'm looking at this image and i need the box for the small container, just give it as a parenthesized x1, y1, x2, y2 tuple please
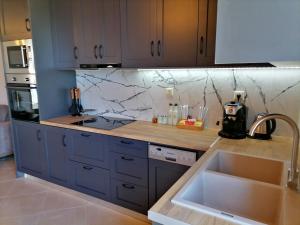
(172, 103, 179, 125)
(152, 115, 158, 124)
(168, 103, 173, 125)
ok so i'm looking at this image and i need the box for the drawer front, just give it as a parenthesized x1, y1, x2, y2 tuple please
(111, 179, 148, 214)
(70, 161, 110, 200)
(110, 152, 148, 186)
(109, 137, 148, 158)
(70, 131, 109, 169)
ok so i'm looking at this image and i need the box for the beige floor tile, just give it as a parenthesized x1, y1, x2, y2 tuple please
(0, 192, 47, 218)
(35, 207, 86, 225)
(0, 168, 16, 183)
(0, 215, 38, 225)
(0, 179, 48, 199)
(85, 205, 150, 225)
(40, 190, 87, 212)
(0, 158, 15, 170)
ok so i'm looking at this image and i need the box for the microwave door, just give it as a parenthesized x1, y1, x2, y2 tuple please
(7, 46, 28, 69)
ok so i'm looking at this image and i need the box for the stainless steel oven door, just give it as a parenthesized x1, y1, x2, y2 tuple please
(7, 84, 39, 122)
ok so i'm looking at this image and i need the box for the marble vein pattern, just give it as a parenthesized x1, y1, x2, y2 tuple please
(76, 68, 300, 136)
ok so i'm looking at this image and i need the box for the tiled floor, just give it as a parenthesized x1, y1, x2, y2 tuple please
(0, 158, 150, 225)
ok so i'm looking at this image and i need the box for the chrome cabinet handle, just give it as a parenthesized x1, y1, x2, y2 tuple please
(200, 36, 204, 55)
(98, 45, 103, 59)
(81, 133, 91, 138)
(157, 40, 161, 56)
(36, 130, 42, 142)
(82, 166, 93, 171)
(122, 184, 135, 189)
(62, 135, 67, 147)
(121, 156, 134, 161)
(150, 41, 154, 56)
(94, 45, 98, 59)
(73, 46, 78, 60)
(25, 18, 31, 32)
(120, 140, 133, 145)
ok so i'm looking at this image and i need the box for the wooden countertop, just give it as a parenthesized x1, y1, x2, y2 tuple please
(40, 115, 219, 151)
(148, 137, 300, 225)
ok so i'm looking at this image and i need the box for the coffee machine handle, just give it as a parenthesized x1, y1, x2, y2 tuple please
(269, 119, 277, 134)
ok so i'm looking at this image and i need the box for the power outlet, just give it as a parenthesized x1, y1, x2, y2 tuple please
(233, 90, 246, 102)
(165, 87, 174, 98)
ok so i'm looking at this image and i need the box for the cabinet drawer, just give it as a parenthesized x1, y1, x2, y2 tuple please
(70, 131, 109, 169)
(70, 161, 110, 200)
(111, 179, 148, 214)
(110, 152, 148, 186)
(109, 137, 148, 158)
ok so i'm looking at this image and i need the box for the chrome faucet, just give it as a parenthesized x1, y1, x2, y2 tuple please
(249, 114, 300, 192)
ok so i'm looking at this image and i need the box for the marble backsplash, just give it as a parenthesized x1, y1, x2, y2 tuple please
(76, 67, 300, 136)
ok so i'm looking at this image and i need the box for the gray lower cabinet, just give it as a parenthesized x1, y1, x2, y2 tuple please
(70, 161, 110, 201)
(45, 126, 71, 186)
(12, 120, 47, 178)
(70, 130, 110, 169)
(109, 136, 149, 213)
(149, 159, 189, 208)
(110, 152, 148, 186)
(111, 179, 148, 214)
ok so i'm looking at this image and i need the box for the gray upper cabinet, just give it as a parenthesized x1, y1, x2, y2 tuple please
(197, 0, 217, 66)
(120, 0, 161, 67)
(121, 0, 215, 68)
(73, 0, 121, 66)
(0, 0, 31, 41)
(161, 0, 198, 67)
(50, 0, 77, 69)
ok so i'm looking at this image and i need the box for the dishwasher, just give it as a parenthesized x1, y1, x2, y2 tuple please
(149, 144, 203, 207)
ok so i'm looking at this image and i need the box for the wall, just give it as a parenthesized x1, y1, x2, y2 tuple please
(76, 67, 300, 136)
(0, 46, 8, 105)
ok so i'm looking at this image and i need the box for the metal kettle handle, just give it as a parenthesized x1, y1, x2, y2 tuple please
(268, 119, 277, 134)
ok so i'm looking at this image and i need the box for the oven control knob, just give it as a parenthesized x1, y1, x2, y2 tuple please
(25, 78, 30, 82)
(12, 77, 17, 82)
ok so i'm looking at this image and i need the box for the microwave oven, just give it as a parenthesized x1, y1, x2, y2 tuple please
(2, 39, 35, 74)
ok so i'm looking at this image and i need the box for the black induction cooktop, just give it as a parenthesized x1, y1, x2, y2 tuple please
(71, 116, 135, 130)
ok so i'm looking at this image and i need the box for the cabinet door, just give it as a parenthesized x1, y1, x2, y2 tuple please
(120, 0, 159, 67)
(50, 0, 77, 69)
(97, 0, 121, 64)
(111, 179, 148, 214)
(0, 0, 31, 41)
(161, 0, 198, 67)
(197, 0, 217, 66)
(149, 159, 189, 207)
(70, 131, 110, 169)
(13, 121, 46, 178)
(73, 0, 100, 65)
(46, 127, 71, 186)
(110, 152, 148, 186)
(70, 161, 110, 200)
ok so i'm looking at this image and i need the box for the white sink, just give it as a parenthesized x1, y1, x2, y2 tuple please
(172, 150, 287, 225)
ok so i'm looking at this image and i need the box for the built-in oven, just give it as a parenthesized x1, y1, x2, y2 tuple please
(2, 39, 35, 74)
(6, 74, 39, 122)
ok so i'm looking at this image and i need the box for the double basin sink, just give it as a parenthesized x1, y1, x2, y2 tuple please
(172, 150, 288, 225)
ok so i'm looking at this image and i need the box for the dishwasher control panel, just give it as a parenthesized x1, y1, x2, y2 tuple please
(149, 144, 197, 166)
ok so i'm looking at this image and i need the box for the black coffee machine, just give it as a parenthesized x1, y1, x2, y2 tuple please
(218, 101, 247, 139)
